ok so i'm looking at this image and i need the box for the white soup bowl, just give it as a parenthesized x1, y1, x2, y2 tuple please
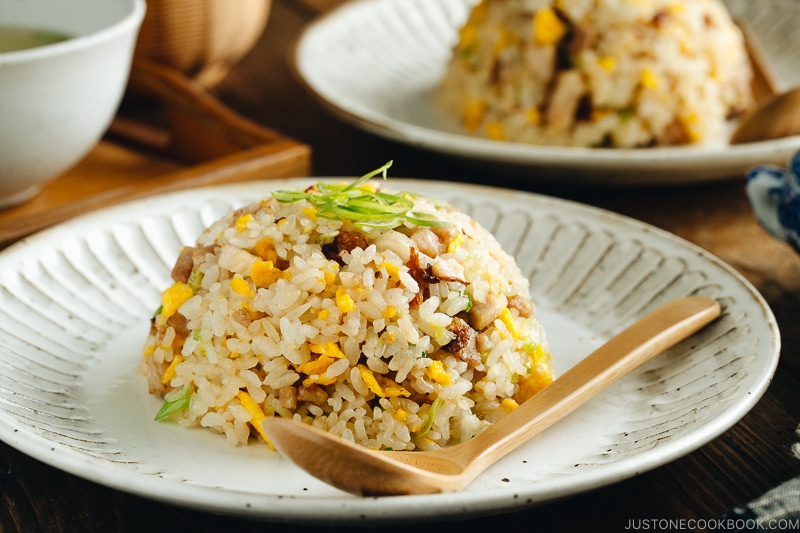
(0, 0, 146, 209)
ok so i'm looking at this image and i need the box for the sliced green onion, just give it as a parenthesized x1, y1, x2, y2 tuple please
(271, 190, 309, 203)
(315, 182, 346, 196)
(323, 204, 395, 221)
(340, 160, 393, 192)
(348, 196, 412, 215)
(271, 161, 449, 231)
(155, 385, 191, 420)
(188, 268, 203, 293)
(524, 341, 541, 354)
(354, 219, 404, 232)
(463, 291, 473, 313)
(405, 211, 451, 227)
(417, 397, 444, 439)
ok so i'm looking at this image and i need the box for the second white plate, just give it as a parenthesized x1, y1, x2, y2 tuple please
(293, 0, 800, 185)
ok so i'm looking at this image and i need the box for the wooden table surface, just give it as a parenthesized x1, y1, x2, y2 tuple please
(3, 1, 800, 531)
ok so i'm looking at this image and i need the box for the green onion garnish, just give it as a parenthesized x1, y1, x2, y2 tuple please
(417, 397, 444, 439)
(188, 268, 203, 293)
(155, 384, 191, 420)
(463, 291, 473, 313)
(192, 328, 212, 359)
(272, 161, 449, 231)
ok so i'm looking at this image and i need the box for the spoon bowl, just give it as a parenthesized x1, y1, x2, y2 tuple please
(263, 296, 721, 496)
(731, 87, 800, 144)
(731, 20, 800, 144)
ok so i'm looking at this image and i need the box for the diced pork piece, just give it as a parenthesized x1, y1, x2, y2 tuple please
(431, 258, 467, 284)
(431, 225, 461, 250)
(166, 312, 189, 338)
(507, 294, 534, 318)
(297, 384, 328, 405)
(232, 308, 252, 328)
(410, 228, 446, 258)
(442, 317, 481, 367)
(322, 230, 367, 265)
(406, 247, 441, 307)
(469, 293, 508, 331)
(546, 69, 586, 130)
(278, 386, 297, 409)
(171, 246, 196, 283)
(145, 356, 169, 396)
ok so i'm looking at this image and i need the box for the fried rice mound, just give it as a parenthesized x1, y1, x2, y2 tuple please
(140, 177, 552, 451)
(438, 0, 754, 148)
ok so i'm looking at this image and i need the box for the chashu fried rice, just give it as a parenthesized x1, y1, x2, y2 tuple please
(140, 166, 553, 451)
(438, 0, 754, 148)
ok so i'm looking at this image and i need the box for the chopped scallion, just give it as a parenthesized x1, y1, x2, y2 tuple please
(154, 385, 191, 420)
(417, 397, 444, 439)
(462, 291, 473, 313)
(272, 161, 449, 231)
(188, 268, 203, 292)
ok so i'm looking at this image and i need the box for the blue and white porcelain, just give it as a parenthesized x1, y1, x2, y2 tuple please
(746, 150, 800, 254)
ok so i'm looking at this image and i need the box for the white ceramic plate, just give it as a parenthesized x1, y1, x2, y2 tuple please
(293, 0, 800, 185)
(0, 179, 779, 524)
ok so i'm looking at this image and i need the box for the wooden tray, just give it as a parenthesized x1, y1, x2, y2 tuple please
(0, 59, 311, 249)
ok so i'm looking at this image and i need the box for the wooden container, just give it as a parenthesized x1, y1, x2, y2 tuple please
(134, 0, 272, 88)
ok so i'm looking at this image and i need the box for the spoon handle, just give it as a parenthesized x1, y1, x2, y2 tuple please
(457, 296, 721, 476)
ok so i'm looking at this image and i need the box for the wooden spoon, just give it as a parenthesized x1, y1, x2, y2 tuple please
(731, 87, 800, 144)
(262, 296, 721, 496)
(731, 21, 800, 144)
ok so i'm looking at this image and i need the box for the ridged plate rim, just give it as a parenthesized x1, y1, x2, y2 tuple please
(0, 178, 780, 524)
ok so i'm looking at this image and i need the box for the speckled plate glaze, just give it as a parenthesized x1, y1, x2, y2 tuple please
(293, 0, 800, 185)
(0, 179, 779, 524)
